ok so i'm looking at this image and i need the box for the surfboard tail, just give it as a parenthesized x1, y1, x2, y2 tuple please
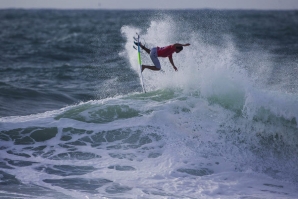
(135, 33, 146, 93)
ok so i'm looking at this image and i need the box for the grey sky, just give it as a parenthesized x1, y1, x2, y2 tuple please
(0, 0, 297, 10)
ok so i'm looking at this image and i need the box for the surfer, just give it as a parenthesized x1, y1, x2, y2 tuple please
(134, 42, 190, 72)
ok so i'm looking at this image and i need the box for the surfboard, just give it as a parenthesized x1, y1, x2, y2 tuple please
(133, 33, 146, 93)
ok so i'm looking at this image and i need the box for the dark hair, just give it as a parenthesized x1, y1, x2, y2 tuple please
(176, 46, 183, 51)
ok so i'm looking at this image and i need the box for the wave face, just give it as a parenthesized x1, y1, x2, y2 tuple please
(0, 10, 298, 198)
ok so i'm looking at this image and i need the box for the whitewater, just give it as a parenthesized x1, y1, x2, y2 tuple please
(0, 10, 298, 198)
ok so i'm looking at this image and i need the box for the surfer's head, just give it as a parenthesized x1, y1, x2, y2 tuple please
(176, 46, 183, 53)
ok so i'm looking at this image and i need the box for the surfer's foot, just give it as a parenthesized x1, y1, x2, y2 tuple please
(141, 65, 145, 72)
(134, 41, 142, 47)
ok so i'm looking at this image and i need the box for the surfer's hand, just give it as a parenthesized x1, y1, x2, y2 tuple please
(174, 66, 178, 71)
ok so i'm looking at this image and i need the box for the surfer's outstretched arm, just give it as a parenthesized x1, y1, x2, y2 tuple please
(173, 43, 190, 47)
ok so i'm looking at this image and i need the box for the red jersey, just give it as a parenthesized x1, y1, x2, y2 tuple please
(157, 45, 176, 58)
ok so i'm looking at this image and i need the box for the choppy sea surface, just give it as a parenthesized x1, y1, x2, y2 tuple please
(0, 9, 298, 198)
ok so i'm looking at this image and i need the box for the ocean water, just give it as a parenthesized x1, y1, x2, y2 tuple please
(0, 9, 298, 199)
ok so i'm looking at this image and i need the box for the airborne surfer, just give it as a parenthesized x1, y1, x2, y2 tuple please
(134, 42, 190, 72)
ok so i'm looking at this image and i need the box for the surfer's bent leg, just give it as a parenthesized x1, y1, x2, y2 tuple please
(141, 47, 161, 72)
(141, 44, 151, 54)
(142, 65, 160, 72)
